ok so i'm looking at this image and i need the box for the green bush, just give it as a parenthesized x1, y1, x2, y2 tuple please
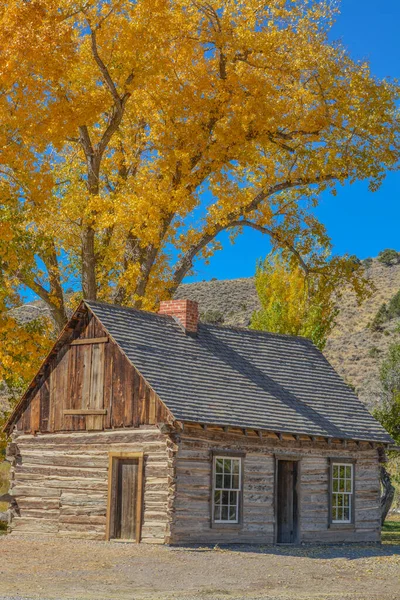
(363, 257, 373, 269)
(387, 290, 400, 320)
(371, 303, 389, 331)
(378, 249, 400, 267)
(368, 346, 381, 358)
(200, 309, 225, 325)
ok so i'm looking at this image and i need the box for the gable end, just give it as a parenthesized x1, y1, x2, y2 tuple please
(4, 302, 174, 435)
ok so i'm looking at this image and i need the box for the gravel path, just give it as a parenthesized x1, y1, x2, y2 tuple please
(0, 535, 399, 600)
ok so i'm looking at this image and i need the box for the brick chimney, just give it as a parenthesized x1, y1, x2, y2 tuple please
(159, 299, 199, 335)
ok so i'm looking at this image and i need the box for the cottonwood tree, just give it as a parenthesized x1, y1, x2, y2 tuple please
(251, 252, 368, 349)
(0, 0, 399, 390)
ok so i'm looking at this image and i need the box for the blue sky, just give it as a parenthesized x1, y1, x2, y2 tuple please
(188, 1, 400, 282)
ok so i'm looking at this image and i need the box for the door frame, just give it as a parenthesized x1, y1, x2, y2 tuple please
(274, 456, 301, 544)
(106, 452, 144, 543)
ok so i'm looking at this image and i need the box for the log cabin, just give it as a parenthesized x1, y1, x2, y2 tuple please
(4, 298, 393, 544)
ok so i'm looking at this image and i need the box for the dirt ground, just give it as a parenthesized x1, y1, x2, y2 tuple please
(0, 535, 399, 600)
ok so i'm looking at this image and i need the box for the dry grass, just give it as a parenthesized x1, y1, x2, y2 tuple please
(0, 459, 10, 512)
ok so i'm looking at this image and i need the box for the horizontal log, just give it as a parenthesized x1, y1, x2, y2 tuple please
(11, 486, 61, 498)
(63, 409, 107, 416)
(70, 337, 109, 345)
(59, 515, 106, 525)
(12, 517, 59, 533)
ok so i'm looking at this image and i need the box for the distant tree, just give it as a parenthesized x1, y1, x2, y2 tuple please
(371, 303, 389, 332)
(378, 343, 400, 407)
(387, 290, 400, 320)
(371, 290, 400, 332)
(251, 252, 370, 349)
(378, 249, 400, 267)
(363, 257, 373, 269)
(373, 342, 400, 522)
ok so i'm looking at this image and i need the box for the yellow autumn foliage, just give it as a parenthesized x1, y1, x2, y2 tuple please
(0, 0, 397, 415)
(251, 252, 369, 349)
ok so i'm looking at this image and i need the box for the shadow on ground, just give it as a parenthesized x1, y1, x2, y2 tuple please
(173, 542, 400, 560)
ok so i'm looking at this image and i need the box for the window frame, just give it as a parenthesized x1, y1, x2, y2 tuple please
(210, 450, 245, 529)
(328, 458, 356, 528)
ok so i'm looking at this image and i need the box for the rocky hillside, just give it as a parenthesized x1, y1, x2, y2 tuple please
(4, 256, 400, 413)
(176, 258, 400, 408)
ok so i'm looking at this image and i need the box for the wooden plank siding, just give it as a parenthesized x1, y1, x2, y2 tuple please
(170, 424, 382, 545)
(8, 427, 177, 543)
(14, 310, 172, 434)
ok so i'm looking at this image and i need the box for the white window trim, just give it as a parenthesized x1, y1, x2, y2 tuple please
(212, 455, 242, 524)
(331, 462, 354, 524)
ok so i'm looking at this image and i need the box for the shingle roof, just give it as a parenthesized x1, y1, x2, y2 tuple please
(85, 300, 392, 443)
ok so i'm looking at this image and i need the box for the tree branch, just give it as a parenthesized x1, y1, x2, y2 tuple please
(90, 28, 122, 107)
(169, 174, 340, 292)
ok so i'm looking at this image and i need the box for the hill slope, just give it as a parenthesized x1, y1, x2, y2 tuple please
(176, 259, 400, 407)
(4, 256, 400, 413)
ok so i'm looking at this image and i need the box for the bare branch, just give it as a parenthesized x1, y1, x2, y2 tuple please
(169, 174, 340, 291)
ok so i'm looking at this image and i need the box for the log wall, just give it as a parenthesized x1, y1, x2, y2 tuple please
(14, 310, 172, 434)
(7, 427, 177, 543)
(170, 425, 381, 544)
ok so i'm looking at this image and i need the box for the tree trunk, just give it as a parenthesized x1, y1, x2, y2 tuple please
(380, 465, 395, 525)
(81, 226, 97, 300)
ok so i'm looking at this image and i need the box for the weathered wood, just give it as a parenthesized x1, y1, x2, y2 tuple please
(12, 307, 173, 435)
(277, 460, 298, 544)
(87, 341, 105, 430)
(70, 337, 109, 345)
(64, 409, 107, 416)
(10, 427, 170, 544)
(170, 426, 382, 545)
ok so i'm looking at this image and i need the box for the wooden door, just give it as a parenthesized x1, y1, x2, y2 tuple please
(277, 460, 298, 544)
(110, 458, 140, 541)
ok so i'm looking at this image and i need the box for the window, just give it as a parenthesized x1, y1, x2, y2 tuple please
(331, 463, 354, 523)
(212, 456, 242, 524)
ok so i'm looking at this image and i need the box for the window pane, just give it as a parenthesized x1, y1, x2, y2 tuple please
(332, 464, 353, 523)
(224, 474, 232, 489)
(224, 459, 232, 474)
(232, 474, 240, 489)
(213, 456, 241, 522)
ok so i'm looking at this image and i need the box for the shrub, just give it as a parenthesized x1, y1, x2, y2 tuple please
(200, 310, 224, 325)
(387, 290, 400, 320)
(378, 249, 400, 267)
(371, 303, 389, 331)
(363, 257, 373, 269)
(369, 346, 381, 358)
